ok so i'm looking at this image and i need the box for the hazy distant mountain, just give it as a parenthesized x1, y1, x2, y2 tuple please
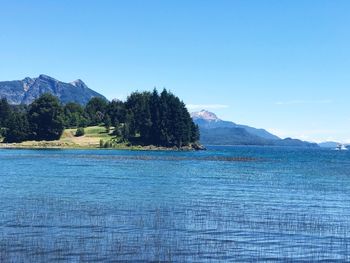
(200, 127, 272, 145)
(0, 74, 106, 105)
(274, 138, 318, 147)
(191, 110, 318, 147)
(318, 142, 339, 148)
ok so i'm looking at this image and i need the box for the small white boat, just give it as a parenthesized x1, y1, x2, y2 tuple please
(335, 144, 348, 151)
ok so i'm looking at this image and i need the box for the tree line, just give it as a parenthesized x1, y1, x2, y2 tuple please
(0, 89, 200, 147)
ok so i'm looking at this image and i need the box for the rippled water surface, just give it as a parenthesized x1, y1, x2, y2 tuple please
(1, 146, 350, 262)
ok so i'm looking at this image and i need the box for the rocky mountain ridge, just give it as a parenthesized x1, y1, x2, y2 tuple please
(0, 74, 106, 105)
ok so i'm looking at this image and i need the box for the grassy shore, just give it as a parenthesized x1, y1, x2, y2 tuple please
(0, 126, 204, 151)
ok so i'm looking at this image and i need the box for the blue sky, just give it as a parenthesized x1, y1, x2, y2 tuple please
(0, 0, 349, 142)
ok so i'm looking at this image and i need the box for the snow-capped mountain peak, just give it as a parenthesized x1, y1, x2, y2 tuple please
(190, 110, 220, 121)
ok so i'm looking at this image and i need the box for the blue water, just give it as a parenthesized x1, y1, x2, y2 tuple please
(0, 146, 350, 262)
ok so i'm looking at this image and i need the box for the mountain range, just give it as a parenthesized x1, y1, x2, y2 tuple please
(0, 74, 106, 105)
(191, 110, 318, 147)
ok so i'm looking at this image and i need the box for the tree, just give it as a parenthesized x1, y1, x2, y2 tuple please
(149, 89, 161, 145)
(63, 102, 87, 128)
(125, 91, 152, 141)
(85, 97, 108, 125)
(158, 89, 170, 146)
(107, 99, 126, 127)
(121, 110, 134, 140)
(190, 122, 200, 142)
(4, 112, 30, 143)
(149, 89, 199, 147)
(104, 114, 111, 133)
(28, 94, 64, 141)
(121, 123, 130, 140)
(0, 98, 11, 127)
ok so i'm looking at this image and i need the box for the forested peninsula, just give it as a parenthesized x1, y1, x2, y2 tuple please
(0, 89, 203, 150)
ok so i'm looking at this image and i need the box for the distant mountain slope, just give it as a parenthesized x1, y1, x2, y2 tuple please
(236, 124, 280, 141)
(274, 138, 318, 147)
(318, 141, 339, 148)
(191, 110, 279, 140)
(200, 127, 271, 145)
(0, 74, 106, 105)
(191, 110, 318, 147)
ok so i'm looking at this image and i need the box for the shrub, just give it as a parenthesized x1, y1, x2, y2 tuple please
(75, 127, 85, 137)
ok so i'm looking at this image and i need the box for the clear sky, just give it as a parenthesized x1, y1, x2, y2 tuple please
(0, 0, 349, 143)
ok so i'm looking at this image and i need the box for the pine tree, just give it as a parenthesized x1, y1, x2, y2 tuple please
(149, 89, 161, 145)
(4, 112, 30, 143)
(159, 89, 170, 146)
(125, 91, 152, 141)
(28, 94, 64, 141)
(85, 97, 108, 125)
(0, 98, 11, 127)
(107, 99, 126, 127)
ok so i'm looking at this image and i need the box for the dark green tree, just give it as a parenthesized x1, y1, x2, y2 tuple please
(107, 99, 126, 127)
(85, 97, 108, 125)
(149, 89, 161, 145)
(0, 98, 11, 127)
(121, 123, 130, 140)
(4, 111, 30, 143)
(28, 94, 64, 141)
(158, 89, 170, 146)
(190, 122, 200, 142)
(147, 89, 198, 147)
(104, 114, 111, 133)
(121, 110, 134, 140)
(63, 102, 87, 128)
(125, 91, 152, 140)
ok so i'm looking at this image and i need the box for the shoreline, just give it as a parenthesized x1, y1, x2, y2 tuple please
(0, 142, 206, 151)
